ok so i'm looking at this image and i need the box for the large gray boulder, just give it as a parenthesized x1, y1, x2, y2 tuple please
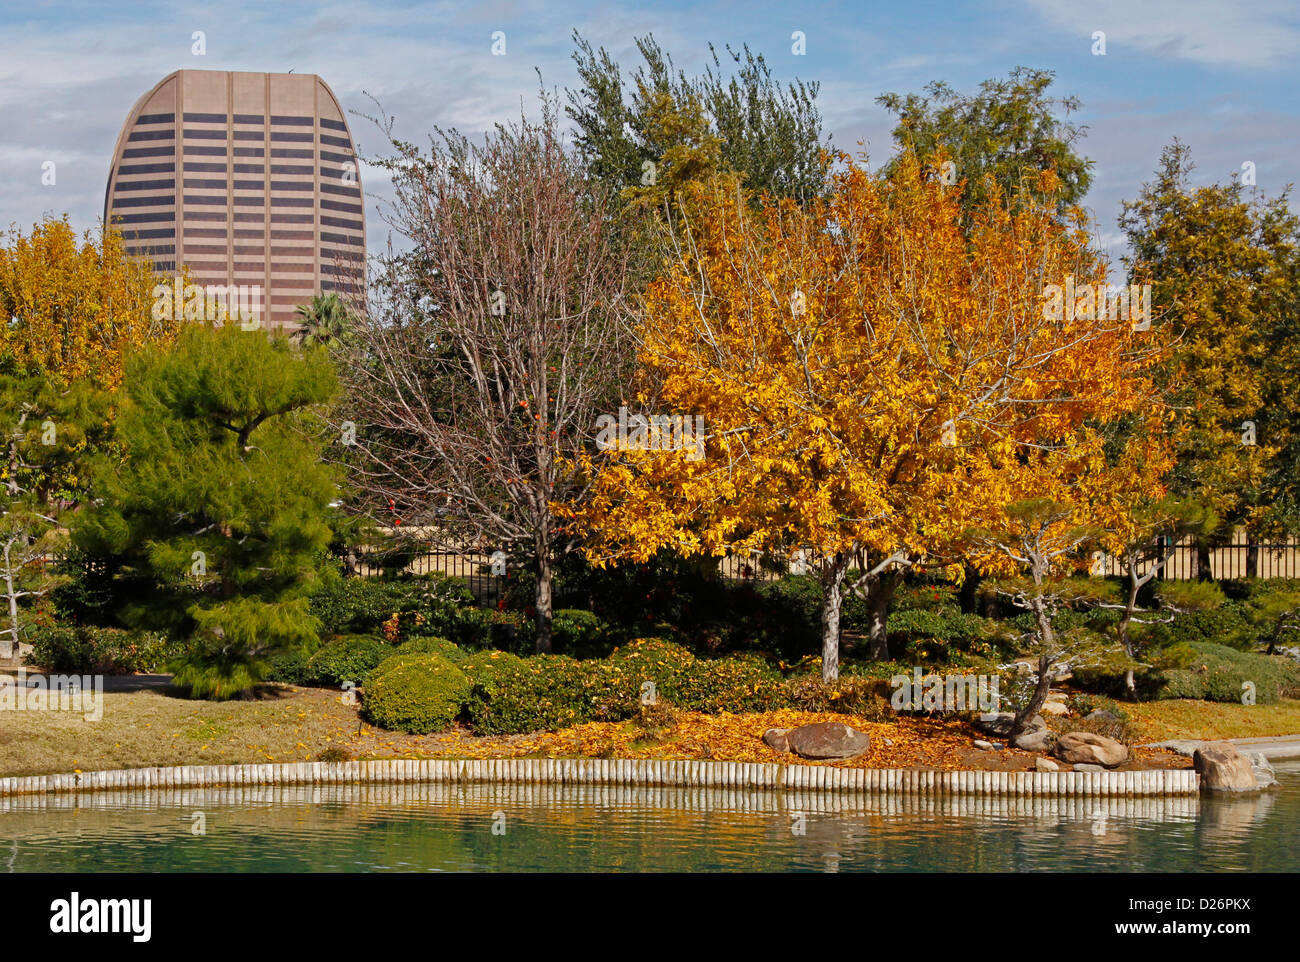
(762, 728, 792, 753)
(1053, 731, 1128, 768)
(976, 712, 1050, 751)
(1194, 742, 1266, 792)
(786, 722, 871, 760)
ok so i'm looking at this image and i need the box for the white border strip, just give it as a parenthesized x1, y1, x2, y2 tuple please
(0, 759, 1200, 797)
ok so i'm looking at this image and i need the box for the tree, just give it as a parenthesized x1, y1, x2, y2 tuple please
(877, 67, 1093, 219)
(343, 103, 632, 653)
(0, 216, 176, 390)
(567, 32, 830, 209)
(568, 153, 1158, 680)
(292, 292, 356, 349)
(969, 432, 1168, 736)
(73, 324, 341, 698)
(1120, 141, 1300, 568)
(0, 370, 112, 661)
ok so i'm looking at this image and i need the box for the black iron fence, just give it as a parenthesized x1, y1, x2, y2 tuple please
(1090, 534, 1300, 582)
(363, 536, 1300, 599)
(33, 533, 1300, 613)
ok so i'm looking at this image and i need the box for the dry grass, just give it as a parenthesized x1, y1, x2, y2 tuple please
(1124, 698, 1300, 742)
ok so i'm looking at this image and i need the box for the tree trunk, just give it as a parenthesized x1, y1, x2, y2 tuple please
(1118, 565, 1141, 700)
(1245, 533, 1259, 579)
(958, 563, 980, 614)
(534, 532, 553, 654)
(2, 539, 18, 665)
(1010, 598, 1056, 740)
(864, 569, 900, 661)
(819, 553, 849, 683)
(1196, 540, 1214, 582)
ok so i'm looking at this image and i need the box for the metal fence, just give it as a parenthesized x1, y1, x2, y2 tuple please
(358, 538, 1300, 601)
(1090, 533, 1300, 582)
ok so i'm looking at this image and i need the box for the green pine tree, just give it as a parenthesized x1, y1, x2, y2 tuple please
(74, 324, 341, 698)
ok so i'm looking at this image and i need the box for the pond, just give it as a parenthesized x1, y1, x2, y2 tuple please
(3, 763, 1298, 872)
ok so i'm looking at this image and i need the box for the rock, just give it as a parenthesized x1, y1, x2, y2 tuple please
(977, 712, 1050, 750)
(1193, 742, 1261, 792)
(786, 722, 871, 760)
(1248, 752, 1279, 789)
(976, 712, 1047, 739)
(1073, 763, 1105, 772)
(1085, 708, 1121, 722)
(762, 728, 792, 752)
(1014, 725, 1052, 752)
(1147, 739, 1204, 757)
(1034, 757, 1059, 772)
(1041, 701, 1069, 716)
(973, 739, 995, 751)
(975, 712, 1014, 735)
(1053, 731, 1128, 768)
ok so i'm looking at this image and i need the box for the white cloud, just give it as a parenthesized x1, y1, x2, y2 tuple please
(1019, 0, 1300, 67)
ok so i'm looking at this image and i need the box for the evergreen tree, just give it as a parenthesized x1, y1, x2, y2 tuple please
(1119, 141, 1300, 566)
(566, 31, 830, 210)
(877, 67, 1093, 219)
(74, 324, 341, 698)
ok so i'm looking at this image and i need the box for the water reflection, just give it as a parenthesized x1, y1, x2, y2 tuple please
(0, 765, 1294, 873)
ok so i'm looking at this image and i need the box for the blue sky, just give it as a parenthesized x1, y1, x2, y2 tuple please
(2, 0, 1297, 266)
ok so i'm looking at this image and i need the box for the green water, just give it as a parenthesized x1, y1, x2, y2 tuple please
(3, 763, 1298, 872)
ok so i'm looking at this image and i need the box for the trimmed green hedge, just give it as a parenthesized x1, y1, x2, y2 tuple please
(362, 654, 469, 734)
(1154, 641, 1300, 704)
(305, 635, 390, 687)
(265, 649, 313, 686)
(394, 636, 466, 663)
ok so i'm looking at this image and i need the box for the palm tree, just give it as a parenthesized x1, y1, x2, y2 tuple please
(292, 292, 353, 347)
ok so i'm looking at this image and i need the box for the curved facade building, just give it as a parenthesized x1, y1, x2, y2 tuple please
(104, 70, 365, 330)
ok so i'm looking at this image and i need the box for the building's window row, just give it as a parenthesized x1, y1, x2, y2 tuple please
(120, 162, 176, 175)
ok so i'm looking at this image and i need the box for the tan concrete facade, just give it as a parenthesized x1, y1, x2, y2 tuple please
(104, 70, 365, 330)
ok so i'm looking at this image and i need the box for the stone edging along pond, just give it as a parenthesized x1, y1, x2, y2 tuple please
(0, 758, 1200, 798)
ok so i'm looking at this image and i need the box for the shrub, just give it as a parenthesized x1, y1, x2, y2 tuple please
(394, 636, 465, 663)
(265, 649, 313, 686)
(305, 635, 390, 687)
(884, 607, 1000, 662)
(1153, 641, 1300, 704)
(461, 652, 609, 734)
(678, 656, 783, 714)
(1066, 693, 1130, 721)
(361, 654, 469, 734)
(1147, 601, 1254, 652)
(551, 609, 611, 658)
(782, 675, 893, 716)
(604, 637, 697, 704)
(308, 573, 477, 642)
(26, 625, 178, 674)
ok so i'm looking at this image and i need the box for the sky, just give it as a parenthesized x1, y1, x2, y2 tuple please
(2, 0, 1297, 269)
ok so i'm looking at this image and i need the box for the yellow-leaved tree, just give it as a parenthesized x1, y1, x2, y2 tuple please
(0, 216, 176, 390)
(567, 151, 1170, 682)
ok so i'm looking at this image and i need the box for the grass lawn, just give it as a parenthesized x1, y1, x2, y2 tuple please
(12, 679, 1294, 778)
(1125, 698, 1300, 742)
